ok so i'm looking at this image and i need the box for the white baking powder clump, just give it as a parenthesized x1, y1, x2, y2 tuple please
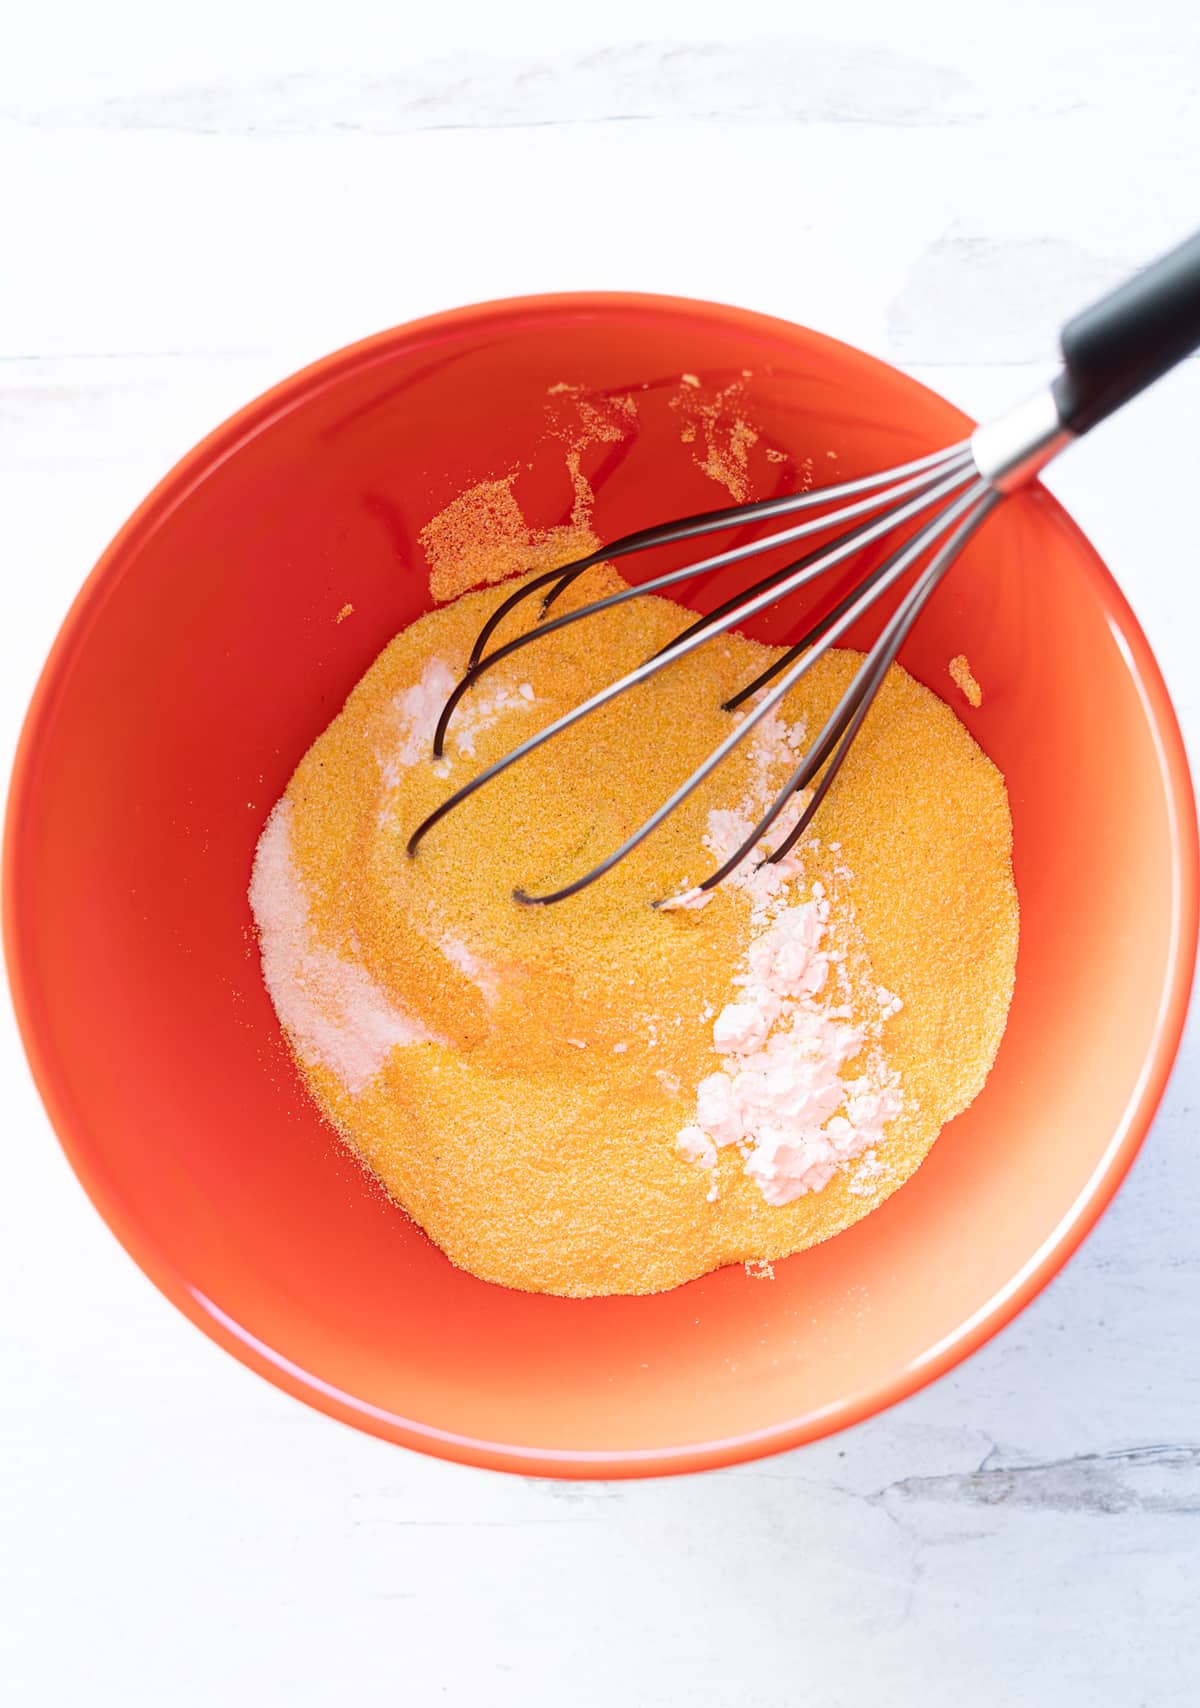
(677, 707, 902, 1206)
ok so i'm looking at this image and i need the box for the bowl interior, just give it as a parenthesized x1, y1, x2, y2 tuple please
(6, 296, 1195, 1474)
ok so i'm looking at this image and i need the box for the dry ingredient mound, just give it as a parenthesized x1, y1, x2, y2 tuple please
(250, 568, 1017, 1297)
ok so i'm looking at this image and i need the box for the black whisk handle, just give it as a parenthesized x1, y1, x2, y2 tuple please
(1052, 228, 1200, 435)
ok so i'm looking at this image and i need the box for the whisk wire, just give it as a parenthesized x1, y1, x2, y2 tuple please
(689, 487, 1000, 897)
(534, 443, 974, 622)
(466, 442, 973, 669)
(410, 462, 978, 859)
(511, 482, 993, 906)
(650, 510, 899, 671)
(429, 452, 975, 760)
(409, 228, 1200, 903)
(722, 531, 926, 713)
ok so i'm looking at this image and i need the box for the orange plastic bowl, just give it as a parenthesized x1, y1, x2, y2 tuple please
(5, 295, 1197, 1478)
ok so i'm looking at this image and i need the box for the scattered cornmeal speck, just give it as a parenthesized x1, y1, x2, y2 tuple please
(250, 478, 1017, 1298)
(420, 388, 635, 603)
(335, 603, 354, 624)
(949, 653, 983, 708)
(419, 476, 598, 605)
(669, 378, 761, 501)
(745, 1258, 775, 1281)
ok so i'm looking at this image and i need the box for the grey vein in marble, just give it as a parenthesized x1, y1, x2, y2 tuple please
(880, 1443, 1200, 1516)
(6, 39, 972, 134)
(888, 230, 1130, 366)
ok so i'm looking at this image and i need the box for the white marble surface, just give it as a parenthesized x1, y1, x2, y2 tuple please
(2, 4, 1198, 1703)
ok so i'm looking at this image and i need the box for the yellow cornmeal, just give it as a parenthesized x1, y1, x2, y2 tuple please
(419, 476, 598, 606)
(268, 567, 1017, 1297)
(949, 652, 984, 708)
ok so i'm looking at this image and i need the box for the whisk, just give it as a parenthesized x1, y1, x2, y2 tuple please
(409, 230, 1200, 905)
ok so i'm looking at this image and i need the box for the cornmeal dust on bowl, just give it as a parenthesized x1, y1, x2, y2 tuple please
(251, 555, 1018, 1298)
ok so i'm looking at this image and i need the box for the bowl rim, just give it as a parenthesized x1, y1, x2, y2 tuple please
(5, 289, 1198, 1479)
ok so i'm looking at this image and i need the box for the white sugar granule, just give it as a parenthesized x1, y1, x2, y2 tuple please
(439, 934, 500, 1005)
(250, 801, 440, 1093)
(378, 655, 536, 785)
(381, 656, 457, 783)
